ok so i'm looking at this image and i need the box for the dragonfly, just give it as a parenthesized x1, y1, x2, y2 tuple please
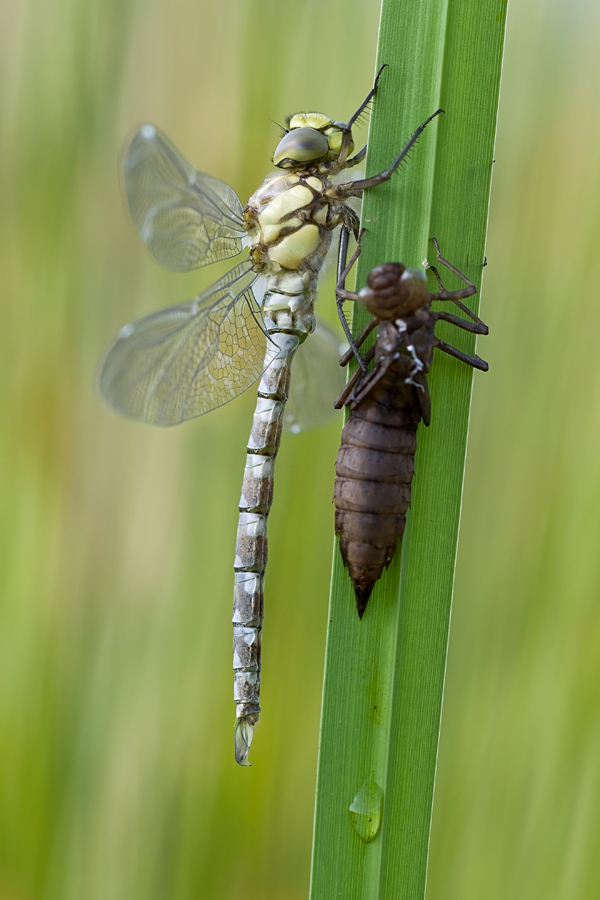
(98, 66, 443, 765)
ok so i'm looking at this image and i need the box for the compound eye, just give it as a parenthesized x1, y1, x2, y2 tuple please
(273, 128, 329, 167)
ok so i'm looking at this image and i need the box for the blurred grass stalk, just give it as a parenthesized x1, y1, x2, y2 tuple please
(309, 1, 508, 897)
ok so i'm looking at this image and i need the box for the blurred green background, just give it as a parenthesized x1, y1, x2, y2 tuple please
(1, 0, 599, 897)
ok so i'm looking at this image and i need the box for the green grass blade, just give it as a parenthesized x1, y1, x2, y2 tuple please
(309, 1, 508, 898)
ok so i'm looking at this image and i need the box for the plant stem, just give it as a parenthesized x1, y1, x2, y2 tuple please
(309, 1, 508, 897)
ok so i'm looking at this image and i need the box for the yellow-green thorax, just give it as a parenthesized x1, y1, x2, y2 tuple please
(245, 172, 336, 274)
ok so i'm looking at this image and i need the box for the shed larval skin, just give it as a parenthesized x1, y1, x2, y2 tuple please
(334, 239, 489, 617)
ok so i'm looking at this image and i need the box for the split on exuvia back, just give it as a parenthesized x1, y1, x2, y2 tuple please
(97, 65, 444, 764)
(334, 235, 489, 617)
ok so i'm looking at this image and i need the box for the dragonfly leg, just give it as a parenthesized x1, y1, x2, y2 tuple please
(344, 144, 367, 169)
(434, 310, 488, 336)
(426, 238, 487, 326)
(334, 345, 376, 408)
(337, 108, 444, 196)
(336, 228, 369, 372)
(339, 319, 378, 367)
(337, 226, 365, 289)
(425, 237, 488, 324)
(334, 64, 387, 168)
(429, 236, 477, 292)
(435, 338, 488, 371)
(337, 298, 368, 373)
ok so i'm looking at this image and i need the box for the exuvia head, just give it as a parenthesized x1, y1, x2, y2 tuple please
(358, 264, 429, 320)
(273, 113, 353, 168)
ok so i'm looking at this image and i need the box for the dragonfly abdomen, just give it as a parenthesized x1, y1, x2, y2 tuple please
(262, 274, 317, 336)
(233, 308, 305, 765)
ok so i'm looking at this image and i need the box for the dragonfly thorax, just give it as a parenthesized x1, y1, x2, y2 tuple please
(245, 171, 341, 276)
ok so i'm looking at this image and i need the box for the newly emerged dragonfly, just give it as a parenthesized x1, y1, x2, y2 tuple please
(98, 66, 443, 764)
(333, 235, 489, 616)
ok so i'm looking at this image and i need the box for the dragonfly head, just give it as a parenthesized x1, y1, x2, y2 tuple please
(358, 265, 429, 319)
(273, 113, 353, 168)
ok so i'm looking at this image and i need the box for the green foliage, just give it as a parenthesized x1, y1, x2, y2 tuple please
(310, 1, 507, 897)
(2, 0, 600, 898)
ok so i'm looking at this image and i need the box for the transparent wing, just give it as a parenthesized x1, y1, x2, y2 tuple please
(284, 318, 348, 434)
(98, 260, 278, 426)
(123, 124, 246, 272)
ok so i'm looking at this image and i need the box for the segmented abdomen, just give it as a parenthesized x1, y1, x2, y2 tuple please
(334, 385, 419, 616)
(232, 274, 317, 765)
(232, 332, 298, 764)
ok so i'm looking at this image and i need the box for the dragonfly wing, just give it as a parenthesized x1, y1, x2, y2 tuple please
(99, 260, 277, 426)
(123, 124, 246, 272)
(284, 318, 348, 434)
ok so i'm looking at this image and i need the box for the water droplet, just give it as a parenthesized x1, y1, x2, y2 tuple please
(349, 777, 384, 843)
